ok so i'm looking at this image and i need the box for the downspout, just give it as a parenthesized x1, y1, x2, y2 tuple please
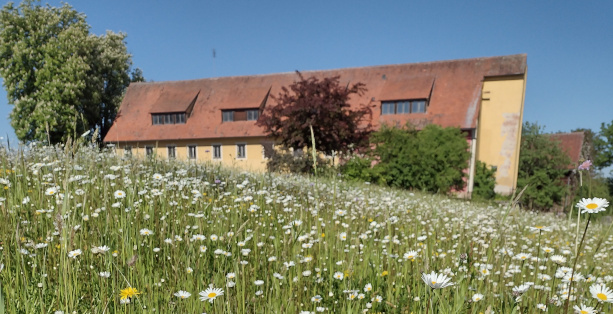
(467, 126, 478, 199)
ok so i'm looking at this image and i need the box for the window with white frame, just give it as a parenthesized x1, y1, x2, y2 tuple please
(247, 109, 259, 121)
(212, 144, 222, 160)
(188, 145, 197, 159)
(124, 146, 132, 157)
(236, 143, 246, 159)
(145, 146, 153, 157)
(167, 146, 176, 159)
(381, 99, 428, 115)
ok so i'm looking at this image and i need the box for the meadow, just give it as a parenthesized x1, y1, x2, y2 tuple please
(0, 140, 611, 313)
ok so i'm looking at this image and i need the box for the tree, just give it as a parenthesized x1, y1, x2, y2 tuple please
(365, 123, 470, 193)
(257, 71, 373, 156)
(0, 1, 140, 143)
(472, 160, 497, 200)
(517, 122, 571, 211)
(594, 121, 613, 171)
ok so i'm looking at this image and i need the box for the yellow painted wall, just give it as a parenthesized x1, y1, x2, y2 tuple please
(116, 137, 272, 172)
(476, 74, 526, 195)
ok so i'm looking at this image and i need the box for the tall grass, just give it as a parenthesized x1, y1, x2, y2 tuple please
(0, 141, 611, 313)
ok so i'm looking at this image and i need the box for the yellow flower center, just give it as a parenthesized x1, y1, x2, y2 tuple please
(586, 203, 598, 209)
(597, 292, 607, 301)
(431, 281, 437, 285)
(535, 226, 542, 229)
(581, 311, 588, 314)
(482, 270, 487, 274)
(208, 292, 217, 298)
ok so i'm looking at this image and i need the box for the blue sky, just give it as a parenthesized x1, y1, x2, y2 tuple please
(1, 0, 612, 146)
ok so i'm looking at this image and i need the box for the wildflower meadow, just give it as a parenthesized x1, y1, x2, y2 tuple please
(0, 140, 611, 313)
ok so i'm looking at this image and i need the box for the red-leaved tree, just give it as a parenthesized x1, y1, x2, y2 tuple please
(257, 71, 373, 156)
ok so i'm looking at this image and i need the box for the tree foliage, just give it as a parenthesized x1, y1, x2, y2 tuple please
(257, 72, 373, 156)
(517, 122, 571, 211)
(0, 0, 141, 143)
(344, 123, 470, 194)
(472, 160, 497, 200)
(594, 121, 613, 171)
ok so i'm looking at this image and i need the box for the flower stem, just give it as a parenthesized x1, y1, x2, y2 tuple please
(564, 214, 591, 314)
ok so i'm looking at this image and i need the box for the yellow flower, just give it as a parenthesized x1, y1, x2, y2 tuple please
(120, 287, 141, 300)
(381, 270, 389, 277)
(321, 233, 325, 238)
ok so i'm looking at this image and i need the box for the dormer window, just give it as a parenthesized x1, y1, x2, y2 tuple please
(222, 108, 259, 122)
(381, 99, 427, 115)
(152, 112, 186, 125)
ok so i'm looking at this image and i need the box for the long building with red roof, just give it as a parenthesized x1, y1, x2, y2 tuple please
(104, 54, 528, 196)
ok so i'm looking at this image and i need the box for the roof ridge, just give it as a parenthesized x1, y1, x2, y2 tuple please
(133, 54, 527, 85)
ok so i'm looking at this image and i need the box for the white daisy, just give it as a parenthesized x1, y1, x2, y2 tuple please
(589, 283, 613, 303)
(576, 198, 609, 214)
(139, 228, 153, 236)
(114, 190, 126, 199)
(199, 286, 224, 303)
(67, 249, 82, 259)
(421, 271, 454, 289)
(174, 290, 191, 299)
(573, 304, 596, 314)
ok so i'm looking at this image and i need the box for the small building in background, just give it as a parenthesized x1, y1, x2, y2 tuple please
(547, 131, 591, 210)
(104, 54, 527, 197)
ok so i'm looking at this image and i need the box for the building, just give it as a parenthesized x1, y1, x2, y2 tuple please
(104, 54, 527, 196)
(547, 131, 589, 211)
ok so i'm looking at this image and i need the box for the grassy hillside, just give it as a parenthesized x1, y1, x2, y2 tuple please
(0, 142, 611, 313)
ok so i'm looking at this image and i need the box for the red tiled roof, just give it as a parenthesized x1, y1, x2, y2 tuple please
(548, 132, 585, 167)
(104, 54, 527, 143)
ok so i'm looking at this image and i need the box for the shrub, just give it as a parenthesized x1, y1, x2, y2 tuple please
(367, 123, 470, 193)
(472, 160, 497, 200)
(339, 155, 386, 184)
(265, 147, 331, 175)
(517, 122, 571, 211)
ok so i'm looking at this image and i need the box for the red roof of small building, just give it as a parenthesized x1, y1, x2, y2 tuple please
(104, 54, 527, 143)
(548, 132, 585, 168)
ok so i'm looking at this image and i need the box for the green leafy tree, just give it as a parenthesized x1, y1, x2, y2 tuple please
(594, 121, 613, 171)
(472, 160, 497, 200)
(517, 122, 571, 211)
(367, 123, 470, 193)
(0, 1, 140, 143)
(257, 71, 373, 156)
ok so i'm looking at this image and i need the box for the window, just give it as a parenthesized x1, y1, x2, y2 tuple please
(151, 112, 187, 125)
(222, 111, 234, 122)
(188, 145, 197, 159)
(152, 115, 163, 125)
(292, 148, 303, 157)
(381, 99, 428, 115)
(247, 109, 259, 121)
(411, 100, 426, 113)
(396, 101, 410, 114)
(381, 102, 395, 115)
(175, 113, 186, 124)
(212, 144, 221, 160)
(222, 108, 260, 122)
(145, 146, 153, 157)
(124, 146, 132, 157)
(236, 144, 246, 159)
(167, 146, 176, 159)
